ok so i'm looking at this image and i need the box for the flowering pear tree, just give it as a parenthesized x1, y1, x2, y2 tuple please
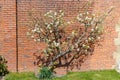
(27, 6, 113, 77)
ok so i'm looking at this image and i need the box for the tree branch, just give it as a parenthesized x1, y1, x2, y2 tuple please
(48, 49, 71, 66)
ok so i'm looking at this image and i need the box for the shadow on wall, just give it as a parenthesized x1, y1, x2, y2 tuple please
(114, 19, 120, 72)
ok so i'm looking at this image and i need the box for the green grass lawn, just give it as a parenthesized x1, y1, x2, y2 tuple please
(5, 70, 120, 80)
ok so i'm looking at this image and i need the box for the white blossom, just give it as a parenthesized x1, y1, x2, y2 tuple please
(53, 41, 60, 47)
(50, 30, 52, 33)
(97, 37, 101, 40)
(72, 31, 75, 35)
(36, 30, 40, 33)
(82, 44, 86, 47)
(31, 35, 34, 38)
(75, 43, 78, 48)
(79, 13, 82, 16)
(43, 50, 47, 54)
(37, 39, 41, 42)
(61, 12, 64, 16)
(85, 16, 89, 20)
(59, 10, 62, 13)
(85, 40, 88, 42)
(26, 32, 31, 36)
(95, 27, 98, 30)
(34, 39, 37, 42)
(67, 21, 71, 24)
(47, 24, 51, 29)
(91, 37, 94, 40)
(86, 12, 89, 15)
(88, 18, 92, 21)
(86, 46, 90, 49)
(54, 12, 57, 16)
(77, 16, 80, 21)
(56, 21, 60, 26)
(88, 37, 92, 41)
(92, 14, 95, 17)
(56, 43, 60, 47)
(32, 29, 36, 33)
(77, 48, 80, 51)
(91, 29, 94, 31)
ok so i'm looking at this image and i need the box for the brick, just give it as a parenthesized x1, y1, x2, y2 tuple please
(0, 0, 119, 73)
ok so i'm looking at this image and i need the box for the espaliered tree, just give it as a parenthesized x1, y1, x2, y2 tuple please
(27, 3, 114, 79)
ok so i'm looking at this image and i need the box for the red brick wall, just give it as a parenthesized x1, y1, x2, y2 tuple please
(86, 0, 120, 70)
(0, 0, 16, 71)
(17, 0, 92, 72)
(80, 0, 120, 71)
(0, 0, 120, 72)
